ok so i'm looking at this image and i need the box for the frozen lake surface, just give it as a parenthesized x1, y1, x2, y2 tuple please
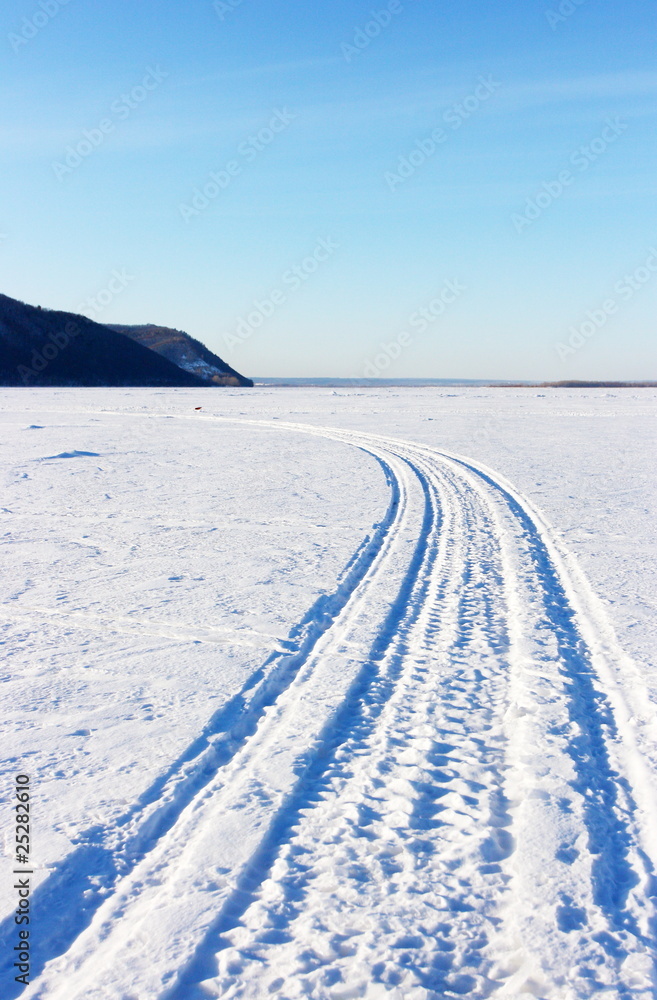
(1, 386, 656, 999)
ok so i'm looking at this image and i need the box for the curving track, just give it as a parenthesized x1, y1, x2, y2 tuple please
(12, 418, 657, 1000)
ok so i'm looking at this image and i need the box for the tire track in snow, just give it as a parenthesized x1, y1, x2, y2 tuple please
(161, 428, 657, 1000)
(436, 453, 657, 998)
(17, 440, 430, 1000)
(184, 451, 518, 1000)
(13, 415, 657, 1000)
(1, 441, 413, 998)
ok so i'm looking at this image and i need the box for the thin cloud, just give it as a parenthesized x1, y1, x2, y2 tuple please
(493, 70, 657, 112)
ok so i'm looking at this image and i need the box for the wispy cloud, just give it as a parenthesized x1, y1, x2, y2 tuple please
(3, 69, 656, 159)
(494, 70, 657, 112)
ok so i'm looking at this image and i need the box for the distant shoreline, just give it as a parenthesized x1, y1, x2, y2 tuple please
(253, 378, 657, 389)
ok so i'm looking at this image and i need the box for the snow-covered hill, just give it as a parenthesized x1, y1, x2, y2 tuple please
(106, 323, 253, 387)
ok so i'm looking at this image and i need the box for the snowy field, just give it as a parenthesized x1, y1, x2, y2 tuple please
(1, 386, 656, 1000)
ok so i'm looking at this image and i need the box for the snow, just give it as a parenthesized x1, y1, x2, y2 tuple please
(0, 386, 656, 999)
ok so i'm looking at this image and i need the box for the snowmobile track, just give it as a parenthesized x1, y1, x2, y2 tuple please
(12, 415, 657, 1000)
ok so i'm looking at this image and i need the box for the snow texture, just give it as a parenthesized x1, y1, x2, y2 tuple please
(1, 387, 656, 1000)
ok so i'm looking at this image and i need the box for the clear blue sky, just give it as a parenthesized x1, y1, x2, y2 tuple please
(1, 0, 656, 379)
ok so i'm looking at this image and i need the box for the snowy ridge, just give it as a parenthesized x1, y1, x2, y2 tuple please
(16, 416, 657, 1000)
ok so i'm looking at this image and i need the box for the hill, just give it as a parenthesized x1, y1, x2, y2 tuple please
(0, 294, 251, 387)
(540, 380, 657, 388)
(107, 324, 252, 387)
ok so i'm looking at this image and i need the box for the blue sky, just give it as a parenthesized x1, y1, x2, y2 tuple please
(1, 0, 656, 379)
